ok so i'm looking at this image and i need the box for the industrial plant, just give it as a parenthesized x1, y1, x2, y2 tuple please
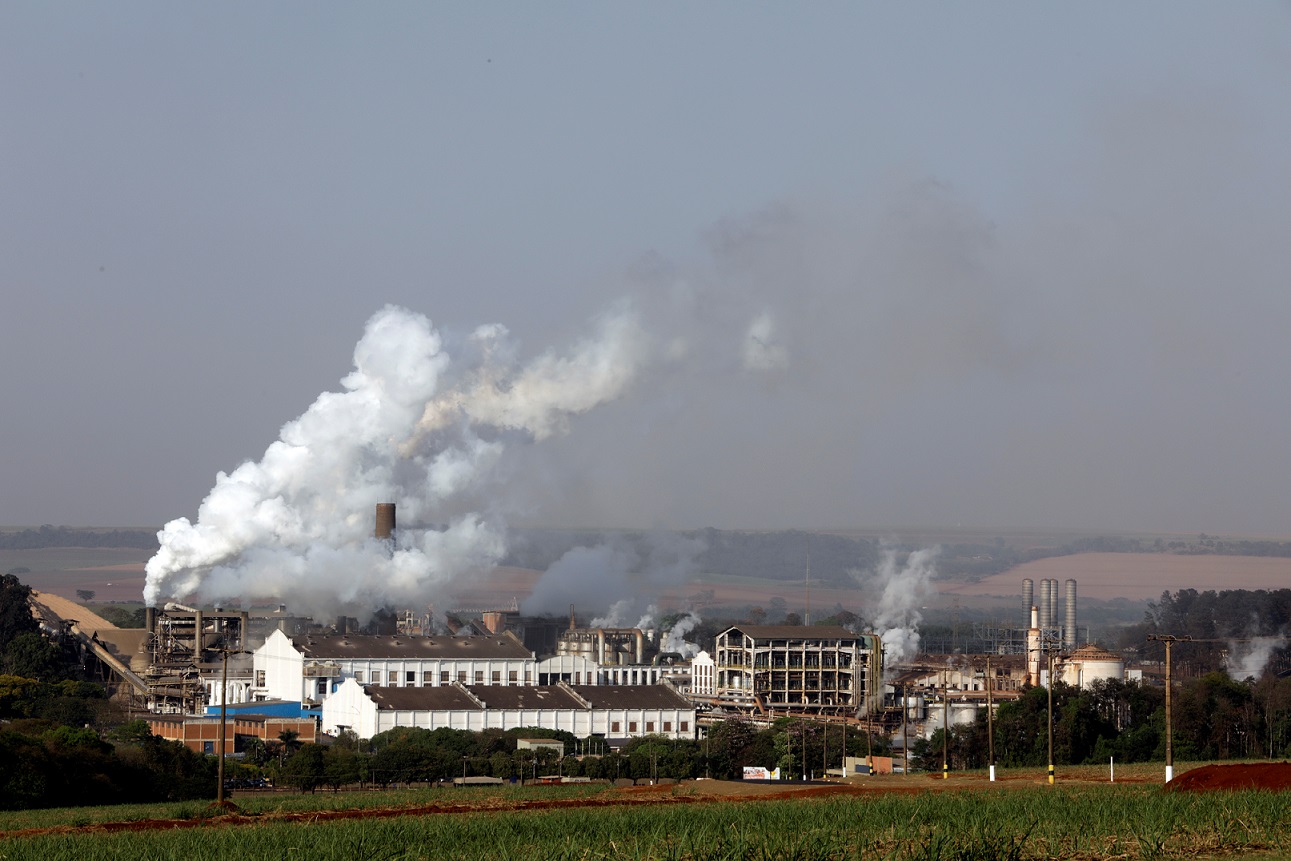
(30, 503, 1143, 766)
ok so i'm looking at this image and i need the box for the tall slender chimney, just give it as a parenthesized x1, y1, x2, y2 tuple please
(375, 503, 396, 540)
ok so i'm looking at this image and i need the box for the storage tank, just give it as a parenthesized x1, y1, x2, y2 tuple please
(1063, 579, 1078, 649)
(1061, 644, 1124, 689)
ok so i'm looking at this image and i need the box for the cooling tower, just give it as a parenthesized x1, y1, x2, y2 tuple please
(1063, 579, 1077, 649)
(1022, 579, 1034, 628)
(1038, 579, 1051, 628)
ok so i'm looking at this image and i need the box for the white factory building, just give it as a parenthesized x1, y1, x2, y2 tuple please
(251, 630, 539, 706)
(321, 680, 697, 741)
(249, 629, 680, 711)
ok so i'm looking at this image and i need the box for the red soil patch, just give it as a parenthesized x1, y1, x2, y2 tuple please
(0, 782, 931, 840)
(1165, 762, 1291, 792)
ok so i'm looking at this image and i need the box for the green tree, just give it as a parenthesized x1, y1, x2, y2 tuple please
(323, 745, 366, 791)
(2, 633, 66, 680)
(240, 736, 271, 766)
(280, 743, 327, 793)
(0, 575, 39, 651)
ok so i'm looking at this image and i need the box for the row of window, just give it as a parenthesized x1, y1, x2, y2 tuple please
(351, 670, 527, 685)
(608, 720, 688, 733)
(257, 669, 532, 691)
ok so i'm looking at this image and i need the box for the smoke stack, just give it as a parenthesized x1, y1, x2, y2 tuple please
(375, 503, 396, 540)
(1063, 579, 1077, 650)
(1022, 579, 1034, 629)
(1027, 605, 1041, 686)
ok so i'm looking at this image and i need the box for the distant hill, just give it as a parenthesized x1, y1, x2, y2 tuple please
(0, 526, 157, 551)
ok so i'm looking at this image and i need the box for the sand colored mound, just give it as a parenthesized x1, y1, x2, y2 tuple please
(1165, 762, 1291, 792)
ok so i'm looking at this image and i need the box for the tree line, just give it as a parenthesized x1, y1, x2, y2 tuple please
(0, 525, 157, 550)
(1118, 588, 1291, 675)
(915, 673, 1291, 773)
(260, 719, 889, 793)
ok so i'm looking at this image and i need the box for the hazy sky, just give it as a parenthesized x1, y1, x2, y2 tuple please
(4, 3, 1290, 536)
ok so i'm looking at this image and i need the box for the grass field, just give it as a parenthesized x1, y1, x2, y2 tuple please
(0, 765, 1287, 861)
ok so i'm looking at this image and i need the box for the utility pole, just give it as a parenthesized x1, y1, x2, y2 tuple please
(215, 644, 247, 806)
(1147, 634, 1193, 783)
(942, 670, 949, 780)
(865, 711, 873, 772)
(901, 683, 909, 776)
(1047, 650, 1055, 785)
(986, 656, 995, 782)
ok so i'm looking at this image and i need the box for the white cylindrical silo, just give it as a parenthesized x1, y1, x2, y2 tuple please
(1064, 579, 1078, 649)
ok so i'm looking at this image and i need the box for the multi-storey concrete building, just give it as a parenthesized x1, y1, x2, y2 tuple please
(714, 625, 882, 715)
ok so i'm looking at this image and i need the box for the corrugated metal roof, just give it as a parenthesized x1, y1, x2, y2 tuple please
(291, 631, 531, 660)
(362, 683, 692, 712)
(567, 685, 692, 709)
(366, 684, 482, 711)
(466, 685, 587, 710)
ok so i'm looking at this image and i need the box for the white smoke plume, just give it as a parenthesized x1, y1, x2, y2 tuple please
(661, 610, 703, 658)
(589, 599, 640, 630)
(741, 310, 789, 372)
(523, 531, 705, 627)
(852, 545, 939, 668)
(144, 304, 651, 617)
(1226, 635, 1282, 681)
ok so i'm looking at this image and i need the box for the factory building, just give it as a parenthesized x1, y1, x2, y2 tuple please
(690, 650, 716, 697)
(251, 629, 537, 706)
(714, 625, 883, 716)
(146, 713, 318, 755)
(321, 679, 695, 742)
(534, 653, 666, 686)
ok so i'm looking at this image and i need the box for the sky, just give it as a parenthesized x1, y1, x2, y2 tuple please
(4, 3, 1291, 538)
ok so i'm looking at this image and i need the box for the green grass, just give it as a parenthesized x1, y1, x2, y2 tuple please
(0, 785, 603, 832)
(0, 783, 1287, 861)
